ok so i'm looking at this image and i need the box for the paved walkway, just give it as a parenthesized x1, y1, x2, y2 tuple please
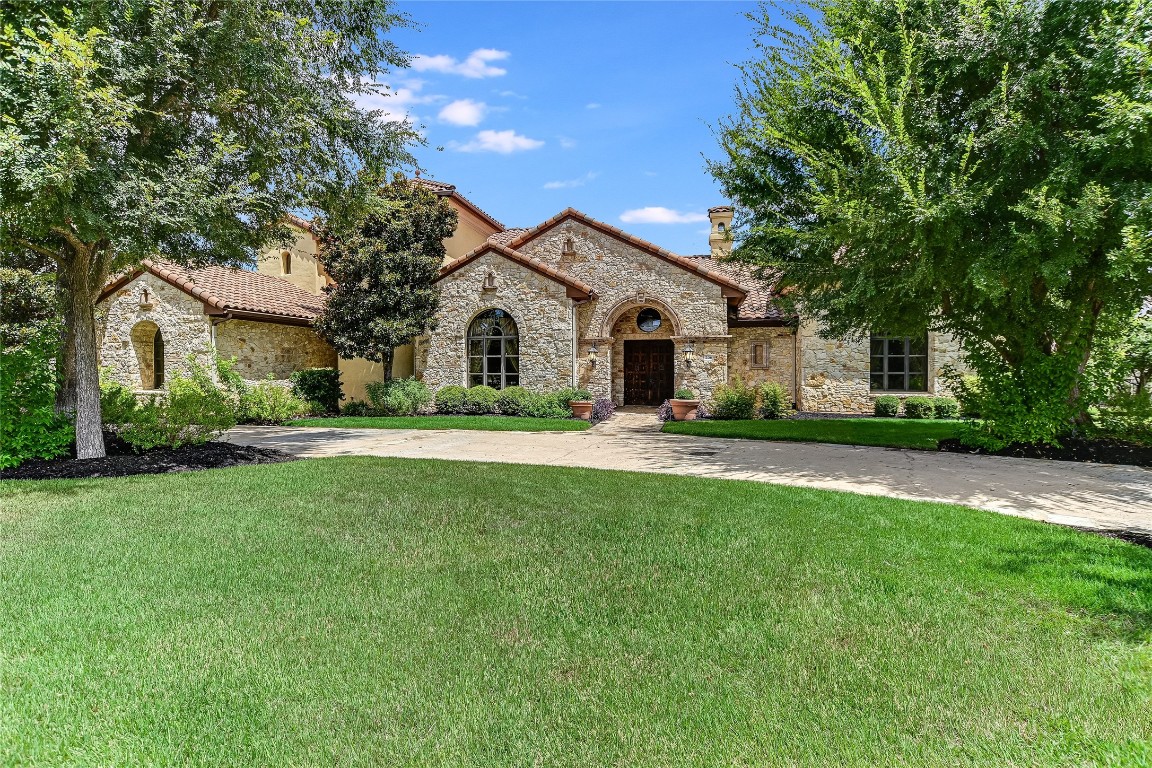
(225, 411, 1152, 539)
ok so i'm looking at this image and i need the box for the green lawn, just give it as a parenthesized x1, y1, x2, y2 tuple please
(2, 459, 1150, 766)
(663, 417, 964, 450)
(287, 414, 590, 431)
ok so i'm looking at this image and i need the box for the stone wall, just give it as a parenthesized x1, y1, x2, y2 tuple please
(215, 319, 336, 382)
(727, 326, 796, 404)
(421, 251, 575, 392)
(96, 273, 215, 390)
(797, 320, 969, 413)
(516, 219, 733, 403)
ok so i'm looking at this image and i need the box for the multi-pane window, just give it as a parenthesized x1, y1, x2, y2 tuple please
(468, 309, 519, 389)
(870, 335, 928, 391)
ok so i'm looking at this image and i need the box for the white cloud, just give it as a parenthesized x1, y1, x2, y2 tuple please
(353, 80, 443, 124)
(438, 99, 487, 126)
(412, 49, 510, 78)
(543, 172, 599, 190)
(453, 129, 544, 154)
(497, 89, 527, 99)
(586, 102, 602, 109)
(558, 136, 577, 149)
(619, 207, 708, 224)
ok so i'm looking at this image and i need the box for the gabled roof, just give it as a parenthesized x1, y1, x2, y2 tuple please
(505, 208, 747, 299)
(438, 242, 595, 300)
(411, 177, 504, 231)
(685, 256, 793, 323)
(99, 260, 325, 325)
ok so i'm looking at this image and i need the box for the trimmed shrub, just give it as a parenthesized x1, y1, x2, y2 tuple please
(955, 374, 983, 418)
(759, 382, 787, 420)
(291, 368, 343, 414)
(932, 397, 961, 419)
(495, 386, 532, 416)
(118, 370, 237, 451)
(709, 378, 757, 420)
(341, 399, 372, 417)
(590, 397, 615, 425)
(463, 385, 499, 414)
(874, 395, 900, 418)
(366, 378, 432, 417)
(903, 395, 935, 419)
(674, 387, 696, 400)
(434, 385, 468, 414)
(238, 381, 310, 424)
(521, 393, 569, 419)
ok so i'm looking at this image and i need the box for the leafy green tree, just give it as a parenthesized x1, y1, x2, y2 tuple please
(0, 1, 416, 457)
(711, 0, 1152, 446)
(1122, 313, 1152, 394)
(315, 177, 457, 379)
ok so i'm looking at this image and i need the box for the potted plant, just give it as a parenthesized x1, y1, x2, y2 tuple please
(568, 388, 595, 420)
(670, 387, 700, 421)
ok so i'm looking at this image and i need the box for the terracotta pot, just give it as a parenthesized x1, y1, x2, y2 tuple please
(669, 398, 700, 421)
(570, 400, 594, 421)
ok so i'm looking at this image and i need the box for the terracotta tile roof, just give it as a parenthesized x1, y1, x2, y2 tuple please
(100, 260, 326, 324)
(707, 205, 733, 214)
(284, 213, 314, 232)
(505, 208, 747, 299)
(685, 255, 793, 322)
(487, 228, 530, 246)
(411, 177, 504, 230)
(438, 242, 595, 300)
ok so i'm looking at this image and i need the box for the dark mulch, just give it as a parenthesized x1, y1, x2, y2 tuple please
(2, 433, 294, 481)
(938, 436, 1152, 468)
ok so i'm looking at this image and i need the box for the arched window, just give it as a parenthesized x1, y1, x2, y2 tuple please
(130, 320, 164, 389)
(467, 309, 519, 389)
(281, 251, 292, 275)
(717, 222, 727, 234)
(153, 329, 165, 388)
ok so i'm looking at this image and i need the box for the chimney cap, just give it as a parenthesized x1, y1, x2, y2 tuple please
(708, 205, 733, 214)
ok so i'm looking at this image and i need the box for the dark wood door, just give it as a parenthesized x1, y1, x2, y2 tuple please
(623, 340, 675, 406)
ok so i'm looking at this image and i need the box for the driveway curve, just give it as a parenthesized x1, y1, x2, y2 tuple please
(224, 412, 1152, 540)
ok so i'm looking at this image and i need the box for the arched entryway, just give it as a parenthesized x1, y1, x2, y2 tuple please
(130, 320, 164, 389)
(608, 303, 678, 406)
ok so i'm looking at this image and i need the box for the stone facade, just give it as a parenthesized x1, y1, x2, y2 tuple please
(727, 326, 797, 403)
(215, 319, 336, 382)
(797, 320, 969, 413)
(96, 273, 215, 389)
(419, 251, 576, 392)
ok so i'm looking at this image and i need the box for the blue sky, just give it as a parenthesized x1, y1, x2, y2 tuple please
(363, 1, 761, 255)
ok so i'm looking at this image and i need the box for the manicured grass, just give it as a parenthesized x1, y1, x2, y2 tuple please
(2, 459, 1150, 766)
(286, 414, 590, 431)
(663, 417, 964, 450)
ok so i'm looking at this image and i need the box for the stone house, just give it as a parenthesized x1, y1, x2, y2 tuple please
(96, 179, 967, 412)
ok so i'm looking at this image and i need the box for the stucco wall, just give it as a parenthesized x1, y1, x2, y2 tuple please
(338, 346, 415, 403)
(797, 321, 969, 413)
(421, 251, 575, 392)
(727, 326, 796, 404)
(96, 273, 215, 390)
(443, 204, 500, 262)
(215, 319, 336, 382)
(255, 225, 329, 296)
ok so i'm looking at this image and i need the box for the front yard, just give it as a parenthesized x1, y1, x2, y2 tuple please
(2, 458, 1149, 766)
(663, 417, 963, 450)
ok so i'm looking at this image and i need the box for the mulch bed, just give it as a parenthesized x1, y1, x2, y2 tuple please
(2, 433, 294, 481)
(938, 436, 1152, 468)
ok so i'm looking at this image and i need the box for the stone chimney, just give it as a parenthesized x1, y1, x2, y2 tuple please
(708, 206, 733, 257)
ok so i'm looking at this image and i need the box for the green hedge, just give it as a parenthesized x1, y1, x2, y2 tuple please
(291, 368, 343, 414)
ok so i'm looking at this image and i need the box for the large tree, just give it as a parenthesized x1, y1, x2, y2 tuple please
(712, 0, 1152, 445)
(315, 177, 457, 379)
(0, 1, 416, 457)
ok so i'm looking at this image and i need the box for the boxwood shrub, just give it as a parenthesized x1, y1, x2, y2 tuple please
(873, 395, 900, 418)
(932, 396, 961, 419)
(434, 385, 468, 414)
(903, 395, 935, 419)
(290, 368, 343, 414)
(709, 379, 757, 420)
(463, 385, 500, 414)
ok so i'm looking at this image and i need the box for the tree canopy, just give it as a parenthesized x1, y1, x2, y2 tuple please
(711, 0, 1152, 445)
(0, 1, 417, 456)
(315, 177, 458, 378)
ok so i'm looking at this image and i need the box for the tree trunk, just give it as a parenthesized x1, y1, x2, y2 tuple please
(381, 346, 394, 382)
(56, 244, 107, 459)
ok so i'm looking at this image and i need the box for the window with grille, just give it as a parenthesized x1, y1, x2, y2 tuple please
(869, 335, 928, 391)
(467, 309, 519, 389)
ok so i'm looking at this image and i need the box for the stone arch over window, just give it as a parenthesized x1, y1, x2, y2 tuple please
(467, 308, 519, 389)
(130, 320, 164, 389)
(281, 251, 292, 275)
(716, 222, 726, 234)
(598, 295, 684, 339)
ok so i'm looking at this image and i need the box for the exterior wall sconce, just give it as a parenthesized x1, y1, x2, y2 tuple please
(588, 344, 599, 365)
(683, 342, 696, 366)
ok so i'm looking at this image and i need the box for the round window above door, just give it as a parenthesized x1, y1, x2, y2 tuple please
(637, 308, 662, 333)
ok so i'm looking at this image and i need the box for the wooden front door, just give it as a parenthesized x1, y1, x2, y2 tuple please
(623, 340, 675, 406)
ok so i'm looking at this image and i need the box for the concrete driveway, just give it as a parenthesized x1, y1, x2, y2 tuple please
(224, 412, 1152, 540)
